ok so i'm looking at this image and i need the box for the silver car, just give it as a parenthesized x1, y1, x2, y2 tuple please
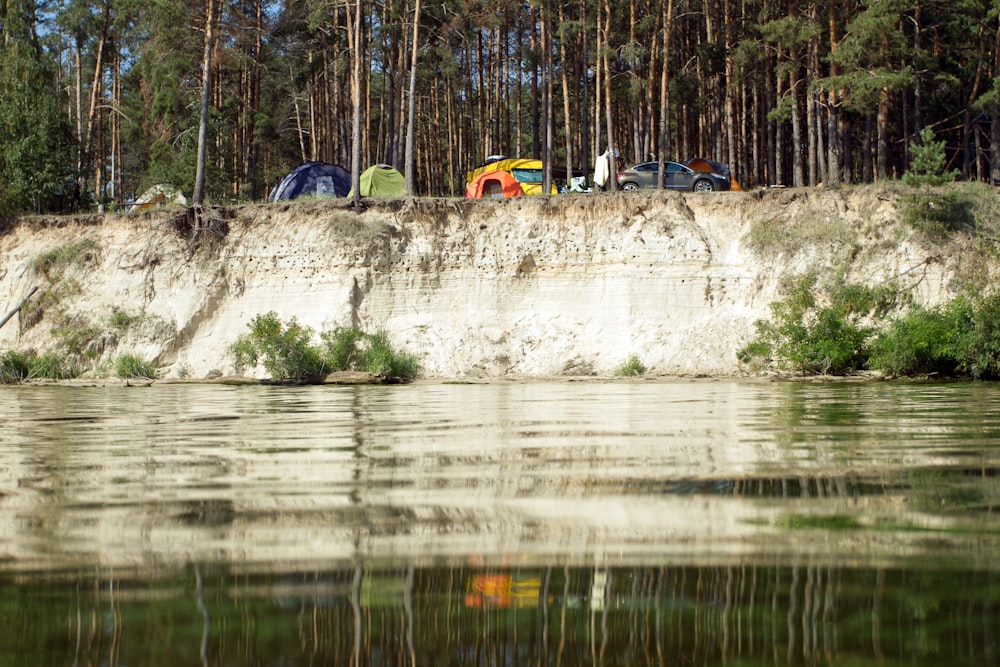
(615, 161, 731, 192)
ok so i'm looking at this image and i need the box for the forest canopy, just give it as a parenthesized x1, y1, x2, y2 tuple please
(1, 0, 998, 214)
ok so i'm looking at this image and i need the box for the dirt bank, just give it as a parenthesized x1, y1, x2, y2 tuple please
(0, 187, 988, 379)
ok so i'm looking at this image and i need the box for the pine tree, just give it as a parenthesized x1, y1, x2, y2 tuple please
(0, 0, 76, 213)
(903, 127, 958, 186)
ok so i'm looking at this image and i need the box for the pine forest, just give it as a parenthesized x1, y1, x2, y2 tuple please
(2, 0, 999, 214)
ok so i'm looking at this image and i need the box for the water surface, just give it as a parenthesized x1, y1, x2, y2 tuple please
(0, 380, 996, 665)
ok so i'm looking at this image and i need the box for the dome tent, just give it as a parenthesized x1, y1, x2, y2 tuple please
(465, 169, 524, 198)
(348, 164, 405, 198)
(269, 162, 351, 201)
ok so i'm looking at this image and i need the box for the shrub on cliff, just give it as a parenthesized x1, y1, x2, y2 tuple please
(230, 312, 327, 382)
(867, 295, 1000, 379)
(868, 303, 964, 377)
(231, 313, 419, 383)
(0, 349, 80, 382)
(738, 274, 896, 375)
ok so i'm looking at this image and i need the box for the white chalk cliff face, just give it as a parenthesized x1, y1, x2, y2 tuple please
(0, 188, 972, 379)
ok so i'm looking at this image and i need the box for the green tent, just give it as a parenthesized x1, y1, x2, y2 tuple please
(349, 164, 406, 198)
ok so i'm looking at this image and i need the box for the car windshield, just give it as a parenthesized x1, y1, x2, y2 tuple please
(512, 169, 543, 183)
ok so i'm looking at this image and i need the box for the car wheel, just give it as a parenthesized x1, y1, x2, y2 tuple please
(693, 179, 714, 192)
(621, 182, 639, 192)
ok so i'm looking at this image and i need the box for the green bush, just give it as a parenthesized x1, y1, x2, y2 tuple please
(360, 330, 419, 380)
(0, 349, 79, 383)
(231, 314, 420, 383)
(954, 294, 1000, 379)
(615, 354, 646, 376)
(114, 354, 157, 379)
(230, 312, 327, 382)
(738, 274, 895, 375)
(320, 326, 365, 370)
(0, 350, 31, 383)
(31, 352, 78, 379)
(902, 190, 975, 241)
(868, 303, 964, 377)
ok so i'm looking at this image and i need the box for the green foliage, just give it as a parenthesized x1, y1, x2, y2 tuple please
(0, 11, 76, 214)
(738, 274, 895, 375)
(615, 354, 646, 376)
(953, 294, 1000, 380)
(901, 190, 975, 241)
(33, 239, 99, 282)
(230, 312, 327, 382)
(745, 211, 855, 258)
(108, 309, 141, 330)
(30, 352, 79, 380)
(52, 320, 102, 358)
(320, 326, 366, 370)
(902, 128, 959, 187)
(0, 349, 80, 383)
(0, 351, 32, 383)
(114, 354, 157, 379)
(868, 303, 965, 377)
(320, 326, 420, 380)
(231, 314, 420, 383)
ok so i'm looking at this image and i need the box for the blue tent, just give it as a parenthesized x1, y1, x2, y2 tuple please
(269, 162, 351, 201)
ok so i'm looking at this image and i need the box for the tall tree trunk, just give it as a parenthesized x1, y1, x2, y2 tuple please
(558, 3, 574, 191)
(602, 0, 617, 188)
(404, 0, 421, 195)
(193, 0, 218, 207)
(541, 0, 553, 194)
(990, 17, 1000, 183)
(348, 0, 363, 201)
(657, 0, 675, 189)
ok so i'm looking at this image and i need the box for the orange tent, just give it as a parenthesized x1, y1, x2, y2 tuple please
(465, 169, 524, 198)
(686, 158, 743, 191)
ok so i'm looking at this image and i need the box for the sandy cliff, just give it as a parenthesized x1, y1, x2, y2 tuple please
(0, 187, 980, 379)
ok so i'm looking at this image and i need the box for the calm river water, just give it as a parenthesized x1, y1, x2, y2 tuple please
(0, 379, 997, 666)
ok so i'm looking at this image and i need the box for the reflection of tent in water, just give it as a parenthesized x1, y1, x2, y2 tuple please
(685, 158, 742, 191)
(269, 162, 351, 201)
(129, 183, 187, 212)
(349, 164, 405, 198)
(465, 169, 524, 198)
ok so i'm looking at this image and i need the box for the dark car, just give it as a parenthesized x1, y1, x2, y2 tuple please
(615, 161, 730, 192)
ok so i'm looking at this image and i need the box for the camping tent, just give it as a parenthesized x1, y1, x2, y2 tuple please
(465, 169, 524, 198)
(129, 183, 187, 212)
(348, 164, 405, 198)
(685, 158, 743, 191)
(269, 162, 351, 201)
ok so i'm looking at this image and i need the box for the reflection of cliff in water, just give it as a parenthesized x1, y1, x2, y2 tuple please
(7, 563, 995, 666)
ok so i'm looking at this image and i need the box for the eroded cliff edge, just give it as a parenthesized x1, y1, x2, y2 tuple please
(0, 187, 986, 379)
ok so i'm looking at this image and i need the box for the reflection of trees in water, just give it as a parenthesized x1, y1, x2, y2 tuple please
(40, 563, 996, 664)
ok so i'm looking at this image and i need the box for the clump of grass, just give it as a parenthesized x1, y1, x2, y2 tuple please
(114, 354, 157, 379)
(30, 352, 78, 379)
(745, 212, 855, 258)
(33, 238, 99, 282)
(901, 190, 975, 241)
(0, 351, 31, 383)
(0, 349, 81, 383)
(230, 313, 420, 383)
(357, 329, 420, 380)
(319, 325, 419, 380)
(108, 309, 141, 330)
(614, 354, 646, 377)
